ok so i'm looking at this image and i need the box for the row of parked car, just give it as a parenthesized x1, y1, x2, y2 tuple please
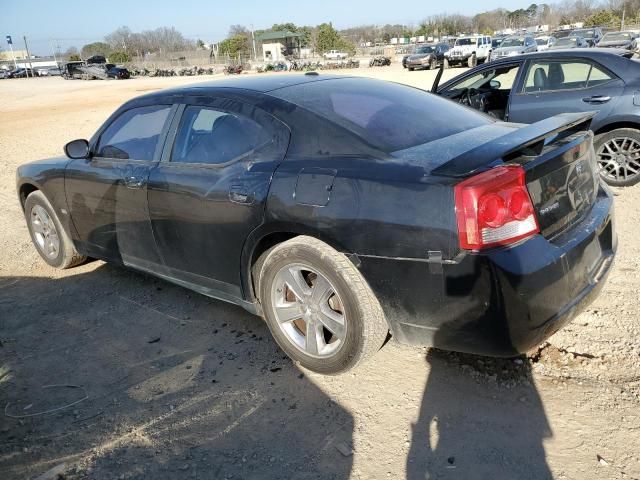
(0, 65, 62, 79)
(402, 28, 639, 70)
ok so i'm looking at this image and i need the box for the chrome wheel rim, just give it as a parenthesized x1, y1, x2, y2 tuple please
(30, 205, 59, 259)
(597, 137, 640, 182)
(270, 264, 346, 358)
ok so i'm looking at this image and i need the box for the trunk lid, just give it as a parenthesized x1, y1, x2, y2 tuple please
(432, 112, 599, 239)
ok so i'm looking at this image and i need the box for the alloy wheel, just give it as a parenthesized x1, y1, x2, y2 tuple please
(597, 136, 640, 182)
(270, 264, 346, 358)
(30, 205, 60, 259)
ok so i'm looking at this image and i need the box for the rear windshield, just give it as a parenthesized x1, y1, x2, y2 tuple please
(501, 37, 525, 47)
(271, 78, 489, 153)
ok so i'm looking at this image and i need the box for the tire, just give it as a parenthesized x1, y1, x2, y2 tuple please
(594, 128, 640, 187)
(255, 236, 388, 374)
(24, 190, 86, 269)
(408, 67, 414, 71)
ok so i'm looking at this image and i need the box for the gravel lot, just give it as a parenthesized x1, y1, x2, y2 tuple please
(1, 65, 639, 480)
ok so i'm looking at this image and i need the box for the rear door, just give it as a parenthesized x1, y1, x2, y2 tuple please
(147, 97, 290, 301)
(66, 104, 174, 266)
(508, 58, 624, 127)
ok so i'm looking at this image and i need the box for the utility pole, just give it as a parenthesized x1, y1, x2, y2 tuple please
(23, 36, 34, 77)
(6, 35, 18, 70)
(621, 2, 626, 31)
(251, 24, 257, 61)
(49, 40, 58, 65)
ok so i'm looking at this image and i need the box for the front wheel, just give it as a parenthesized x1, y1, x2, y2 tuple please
(255, 236, 388, 374)
(594, 128, 640, 187)
(24, 191, 86, 269)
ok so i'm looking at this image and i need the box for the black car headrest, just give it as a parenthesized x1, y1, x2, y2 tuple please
(533, 67, 548, 90)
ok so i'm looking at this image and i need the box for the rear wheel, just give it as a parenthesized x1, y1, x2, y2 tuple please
(255, 236, 388, 374)
(594, 128, 640, 187)
(24, 191, 86, 269)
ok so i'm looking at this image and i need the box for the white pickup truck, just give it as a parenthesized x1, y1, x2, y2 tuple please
(323, 50, 349, 60)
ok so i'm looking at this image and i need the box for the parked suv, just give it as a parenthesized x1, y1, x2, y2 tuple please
(490, 35, 537, 60)
(445, 35, 491, 67)
(570, 27, 603, 46)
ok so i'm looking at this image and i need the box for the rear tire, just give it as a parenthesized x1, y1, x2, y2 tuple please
(594, 128, 640, 187)
(255, 236, 388, 374)
(24, 191, 86, 269)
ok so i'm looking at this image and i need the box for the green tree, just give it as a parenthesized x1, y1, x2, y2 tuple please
(109, 51, 131, 63)
(69, 54, 81, 61)
(315, 23, 354, 55)
(584, 10, 620, 27)
(196, 39, 206, 49)
(218, 34, 250, 56)
(81, 42, 112, 58)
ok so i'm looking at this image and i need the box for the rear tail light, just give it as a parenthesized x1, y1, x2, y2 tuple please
(455, 165, 539, 250)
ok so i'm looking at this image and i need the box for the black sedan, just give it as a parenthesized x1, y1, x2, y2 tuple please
(434, 48, 640, 186)
(405, 43, 449, 71)
(17, 75, 616, 374)
(106, 65, 131, 79)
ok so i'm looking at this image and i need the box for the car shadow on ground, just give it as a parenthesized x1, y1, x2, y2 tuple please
(406, 348, 553, 480)
(1, 262, 554, 480)
(0, 264, 354, 479)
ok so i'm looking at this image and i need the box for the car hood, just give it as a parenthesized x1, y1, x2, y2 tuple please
(494, 46, 526, 54)
(408, 53, 432, 60)
(597, 40, 632, 48)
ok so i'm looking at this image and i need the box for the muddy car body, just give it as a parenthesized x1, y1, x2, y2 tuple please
(17, 75, 616, 373)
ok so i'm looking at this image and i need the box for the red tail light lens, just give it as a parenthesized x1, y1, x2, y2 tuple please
(454, 165, 539, 250)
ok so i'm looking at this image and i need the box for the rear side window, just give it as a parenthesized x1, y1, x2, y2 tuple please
(171, 106, 273, 165)
(97, 105, 171, 160)
(272, 78, 489, 153)
(523, 60, 615, 92)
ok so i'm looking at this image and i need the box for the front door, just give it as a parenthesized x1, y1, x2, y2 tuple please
(508, 58, 624, 127)
(66, 104, 174, 266)
(147, 98, 290, 301)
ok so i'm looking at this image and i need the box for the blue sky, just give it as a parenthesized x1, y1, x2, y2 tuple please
(2, 0, 527, 55)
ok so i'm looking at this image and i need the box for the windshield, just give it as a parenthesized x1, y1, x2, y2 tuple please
(492, 39, 503, 48)
(572, 29, 594, 38)
(416, 46, 435, 54)
(455, 38, 476, 46)
(535, 38, 548, 45)
(500, 37, 525, 47)
(556, 37, 578, 46)
(602, 32, 632, 41)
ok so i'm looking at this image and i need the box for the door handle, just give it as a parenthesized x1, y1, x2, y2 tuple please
(582, 95, 611, 104)
(124, 175, 146, 189)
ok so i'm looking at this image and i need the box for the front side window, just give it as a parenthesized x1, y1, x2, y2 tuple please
(171, 106, 272, 165)
(97, 105, 171, 160)
(523, 60, 615, 93)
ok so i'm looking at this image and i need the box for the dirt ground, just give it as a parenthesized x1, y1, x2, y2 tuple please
(0, 65, 639, 480)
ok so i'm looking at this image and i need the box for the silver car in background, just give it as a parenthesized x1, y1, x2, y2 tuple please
(489, 35, 538, 60)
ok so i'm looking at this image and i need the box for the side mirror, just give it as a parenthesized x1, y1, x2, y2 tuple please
(64, 139, 89, 159)
(490, 79, 501, 89)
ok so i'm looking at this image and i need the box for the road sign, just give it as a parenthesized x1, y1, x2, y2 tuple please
(6, 35, 12, 45)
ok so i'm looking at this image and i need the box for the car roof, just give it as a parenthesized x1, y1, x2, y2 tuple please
(486, 47, 630, 63)
(150, 73, 349, 97)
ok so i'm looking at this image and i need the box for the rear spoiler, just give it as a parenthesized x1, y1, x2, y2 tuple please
(431, 112, 596, 178)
